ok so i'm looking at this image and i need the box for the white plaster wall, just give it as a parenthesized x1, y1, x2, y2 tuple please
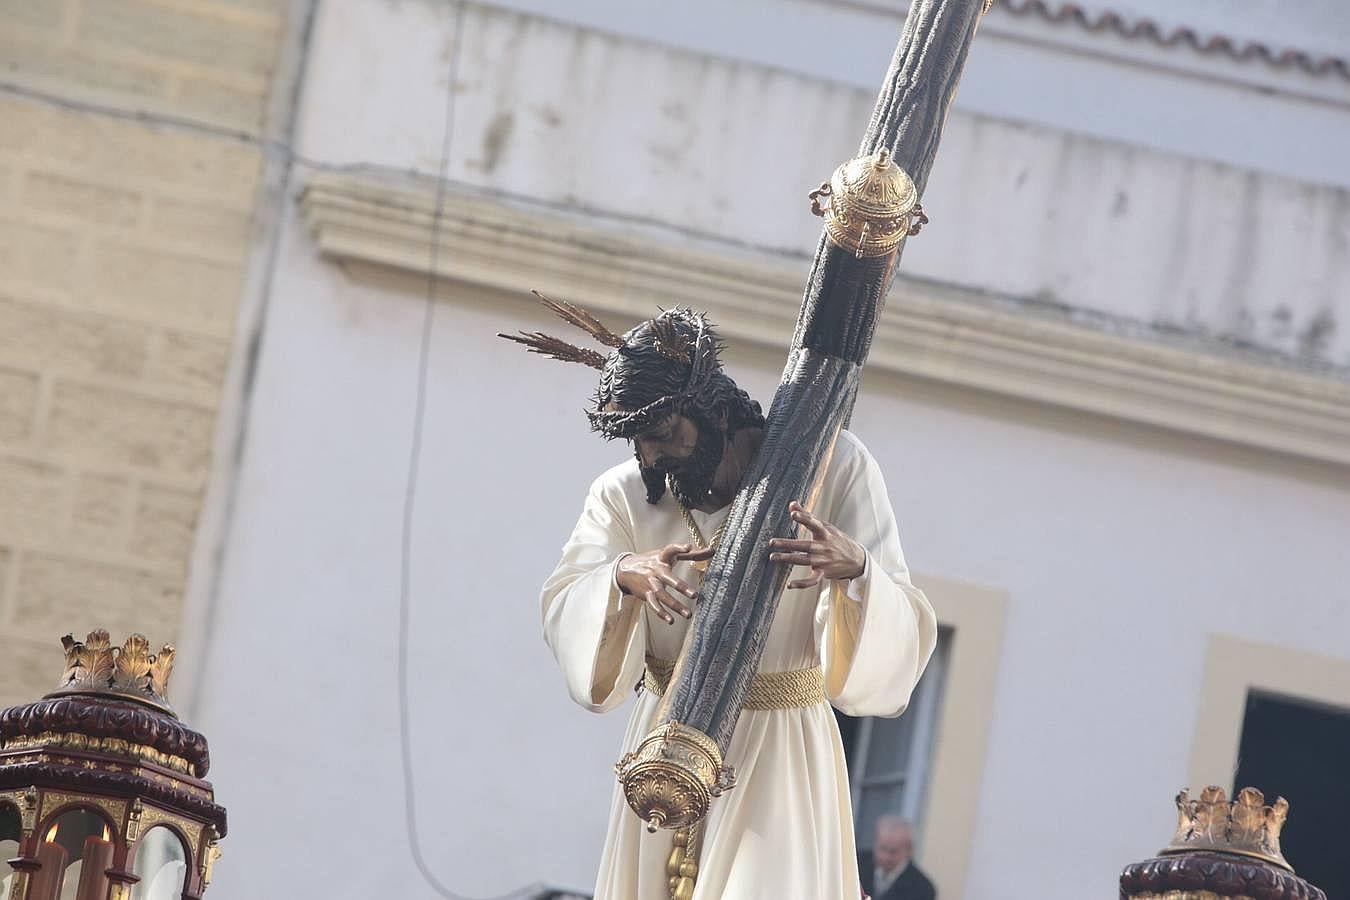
(298, 3, 1350, 369)
(469, 0, 1350, 186)
(189, 2, 1350, 898)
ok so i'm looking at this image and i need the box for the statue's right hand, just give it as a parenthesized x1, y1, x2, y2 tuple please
(616, 543, 714, 625)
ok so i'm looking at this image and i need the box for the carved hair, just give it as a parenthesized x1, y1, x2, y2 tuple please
(498, 295, 764, 444)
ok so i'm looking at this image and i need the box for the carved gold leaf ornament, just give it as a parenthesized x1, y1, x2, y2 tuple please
(85, 629, 113, 681)
(115, 634, 152, 685)
(50, 630, 177, 712)
(1162, 786, 1292, 870)
(148, 646, 176, 698)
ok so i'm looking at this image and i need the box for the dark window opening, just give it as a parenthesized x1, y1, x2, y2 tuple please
(836, 626, 952, 853)
(1232, 690, 1350, 900)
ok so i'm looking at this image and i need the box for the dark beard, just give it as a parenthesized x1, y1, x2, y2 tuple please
(639, 425, 726, 507)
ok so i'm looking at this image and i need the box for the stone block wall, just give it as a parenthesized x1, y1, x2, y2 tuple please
(0, 0, 289, 704)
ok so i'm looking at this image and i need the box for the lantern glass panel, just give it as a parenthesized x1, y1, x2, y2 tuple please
(0, 802, 20, 900)
(131, 827, 188, 900)
(36, 808, 113, 900)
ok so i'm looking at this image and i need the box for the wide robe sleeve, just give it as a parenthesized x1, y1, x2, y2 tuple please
(815, 433, 938, 717)
(541, 472, 647, 713)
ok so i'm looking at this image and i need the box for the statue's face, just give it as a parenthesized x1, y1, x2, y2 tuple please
(632, 413, 699, 472)
(623, 410, 727, 507)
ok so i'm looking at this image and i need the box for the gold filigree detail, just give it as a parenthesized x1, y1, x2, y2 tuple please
(126, 800, 144, 842)
(1161, 786, 1291, 870)
(38, 791, 127, 834)
(53, 630, 177, 713)
(615, 722, 735, 833)
(7, 871, 29, 900)
(810, 148, 924, 259)
(1132, 894, 1255, 900)
(201, 827, 222, 888)
(3, 733, 195, 776)
(134, 803, 203, 853)
(0, 788, 39, 834)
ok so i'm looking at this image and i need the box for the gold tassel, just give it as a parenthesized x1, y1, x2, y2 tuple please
(667, 823, 701, 900)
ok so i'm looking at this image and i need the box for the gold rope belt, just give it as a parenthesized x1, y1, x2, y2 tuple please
(643, 657, 826, 709)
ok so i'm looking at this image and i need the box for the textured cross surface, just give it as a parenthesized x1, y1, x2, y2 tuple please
(620, 0, 991, 824)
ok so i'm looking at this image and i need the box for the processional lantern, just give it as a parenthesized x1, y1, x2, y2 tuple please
(0, 631, 226, 900)
(1120, 786, 1326, 900)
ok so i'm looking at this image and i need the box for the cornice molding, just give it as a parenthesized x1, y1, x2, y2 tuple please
(299, 171, 1350, 469)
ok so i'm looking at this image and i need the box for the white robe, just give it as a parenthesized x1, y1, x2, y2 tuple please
(542, 430, 938, 900)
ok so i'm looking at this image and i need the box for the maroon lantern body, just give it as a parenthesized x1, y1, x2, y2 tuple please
(0, 630, 226, 900)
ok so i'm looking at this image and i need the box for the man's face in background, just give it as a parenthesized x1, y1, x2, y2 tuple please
(873, 820, 913, 873)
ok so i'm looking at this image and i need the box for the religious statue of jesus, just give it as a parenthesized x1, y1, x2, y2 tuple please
(505, 299, 937, 899)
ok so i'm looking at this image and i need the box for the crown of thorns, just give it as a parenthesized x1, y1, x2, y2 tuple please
(498, 291, 723, 437)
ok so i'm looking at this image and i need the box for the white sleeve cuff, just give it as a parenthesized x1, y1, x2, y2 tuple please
(612, 553, 633, 593)
(842, 553, 870, 604)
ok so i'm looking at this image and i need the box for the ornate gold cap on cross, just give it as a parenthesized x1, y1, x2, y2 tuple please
(809, 148, 926, 259)
(614, 721, 736, 833)
(47, 629, 177, 715)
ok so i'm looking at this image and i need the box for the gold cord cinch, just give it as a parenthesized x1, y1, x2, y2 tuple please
(644, 657, 826, 710)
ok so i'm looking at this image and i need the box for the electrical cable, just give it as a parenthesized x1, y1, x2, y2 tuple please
(394, 4, 549, 900)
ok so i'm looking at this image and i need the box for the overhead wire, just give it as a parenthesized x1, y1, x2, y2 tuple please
(392, 5, 549, 899)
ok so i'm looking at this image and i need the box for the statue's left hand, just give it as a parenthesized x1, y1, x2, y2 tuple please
(768, 501, 866, 589)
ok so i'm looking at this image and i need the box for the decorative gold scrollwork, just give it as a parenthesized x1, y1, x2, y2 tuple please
(38, 791, 127, 833)
(615, 722, 734, 833)
(19, 788, 38, 833)
(134, 803, 202, 852)
(3, 733, 195, 775)
(126, 799, 144, 842)
(201, 833, 223, 888)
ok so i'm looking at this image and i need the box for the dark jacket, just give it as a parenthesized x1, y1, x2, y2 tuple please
(857, 851, 936, 900)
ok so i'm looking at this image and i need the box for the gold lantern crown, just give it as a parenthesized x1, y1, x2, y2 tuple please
(1160, 786, 1291, 870)
(48, 629, 177, 715)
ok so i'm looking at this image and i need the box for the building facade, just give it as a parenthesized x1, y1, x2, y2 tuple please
(4, 2, 1349, 899)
